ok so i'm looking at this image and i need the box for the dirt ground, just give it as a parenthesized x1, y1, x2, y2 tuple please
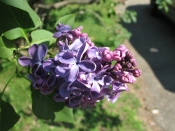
(124, 40, 163, 131)
(122, 0, 175, 130)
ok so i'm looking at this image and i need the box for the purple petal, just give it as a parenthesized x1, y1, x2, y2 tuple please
(50, 67, 57, 76)
(59, 25, 71, 32)
(40, 86, 53, 95)
(35, 65, 48, 78)
(38, 44, 48, 61)
(55, 52, 76, 64)
(113, 81, 128, 91)
(101, 87, 111, 95)
(71, 88, 82, 96)
(57, 40, 69, 52)
(69, 38, 83, 51)
(46, 75, 56, 87)
(75, 80, 91, 92)
(34, 78, 45, 88)
(27, 74, 36, 83)
(108, 92, 120, 103)
(55, 65, 69, 77)
(59, 82, 71, 97)
(65, 101, 80, 108)
(43, 59, 53, 72)
(87, 46, 100, 59)
(96, 65, 111, 76)
(78, 60, 96, 72)
(54, 94, 67, 102)
(18, 56, 32, 66)
(76, 42, 89, 62)
(98, 75, 113, 86)
(28, 44, 38, 58)
(91, 81, 101, 98)
(54, 32, 62, 38)
(69, 95, 82, 107)
(65, 64, 79, 82)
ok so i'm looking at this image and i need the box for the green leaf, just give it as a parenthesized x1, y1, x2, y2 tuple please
(55, 106, 74, 123)
(55, 14, 75, 29)
(31, 87, 74, 123)
(31, 29, 56, 45)
(0, 37, 15, 58)
(0, 0, 42, 35)
(0, 100, 20, 131)
(4, 28, 27, 40)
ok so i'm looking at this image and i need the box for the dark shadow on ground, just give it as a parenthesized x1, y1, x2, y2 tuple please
(122, 5, 175, 92)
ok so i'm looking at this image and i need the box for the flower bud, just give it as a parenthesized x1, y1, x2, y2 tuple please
(117, 44, 128, 52)
(112, 50, 122, 61)
(102, 49, 113, 62)
(132, 68, 141, 77)
(72, 26, 83, 38)
(121, 72, 136, 84)
(80, 33, 88, 37)
(114, 63, 122, 71)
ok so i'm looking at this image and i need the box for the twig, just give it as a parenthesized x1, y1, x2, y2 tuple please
(36, 0, 99, 10)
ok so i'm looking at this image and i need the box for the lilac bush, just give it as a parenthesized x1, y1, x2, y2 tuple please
(18, 23, 141, 108)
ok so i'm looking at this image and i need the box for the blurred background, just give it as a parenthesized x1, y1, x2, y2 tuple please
(0, 0, 175, 130)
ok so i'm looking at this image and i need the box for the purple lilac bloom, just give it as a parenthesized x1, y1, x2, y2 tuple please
(18, 23, 141, 108)
(18, 44, 47, 67)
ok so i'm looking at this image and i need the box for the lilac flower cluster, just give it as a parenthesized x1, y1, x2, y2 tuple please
(18, 23, 141, 108)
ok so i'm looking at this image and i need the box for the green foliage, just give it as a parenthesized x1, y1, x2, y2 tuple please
(44, 0, 134, 47)
(0, 37, 15, 58)
(55, 14, 75, 29)
(122, 10, 137, 23)
(54, 106, 74, 123)
(0, 0, 41, 34)
(31, 87, 74, 123)
(4, 28, 27, 40)
(31, 29, 55, 45)
(0, 100, 20, 131)
(156, 0, 172, 12)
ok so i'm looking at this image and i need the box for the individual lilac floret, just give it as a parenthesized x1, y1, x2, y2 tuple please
(71, 26, 83, 38)
(107, 81, 128, 103)
(80, 33, 94, 47)
(27, 73, 56, 95)
(102, 49, 113, 62)
(54, 23, 73, 40)
(18, 44, 47, 67)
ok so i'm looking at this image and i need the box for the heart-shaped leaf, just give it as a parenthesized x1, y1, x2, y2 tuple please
(0, 0, 42, 35)
(54, 106, 74, 123)
(4, 28, 27, 40)
(31, 29, 56, 45)
(0, 36, 15, 58)
(0, 100, 20, 131)
(55, 14, 75, 29)
(31, 87, 74, 123)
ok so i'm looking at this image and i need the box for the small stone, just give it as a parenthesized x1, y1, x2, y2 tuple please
(150, 121, 155, 126)
(149, 47, 159, 53)
(152, 109, 159, 114)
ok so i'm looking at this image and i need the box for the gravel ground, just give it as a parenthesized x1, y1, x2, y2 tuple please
(123, 0, 175, 131)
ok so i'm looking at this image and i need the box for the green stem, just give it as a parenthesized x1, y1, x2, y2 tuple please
(24, 36, 30, 45)
(0, 69, 16, 99)
(47, 51, 55, 57)
(15, 58, 31, 83)
(22, 29, 30, 45)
